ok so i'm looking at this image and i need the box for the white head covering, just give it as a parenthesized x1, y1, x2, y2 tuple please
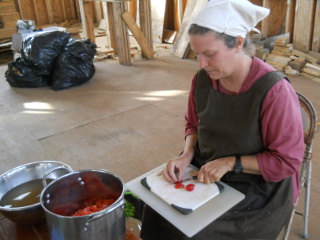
(191, 0, 270, 37)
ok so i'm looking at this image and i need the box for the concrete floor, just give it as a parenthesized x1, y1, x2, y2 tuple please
(0, 43, 319, 239)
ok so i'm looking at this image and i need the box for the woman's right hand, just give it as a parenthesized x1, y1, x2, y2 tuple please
(162, 153, 193, 182)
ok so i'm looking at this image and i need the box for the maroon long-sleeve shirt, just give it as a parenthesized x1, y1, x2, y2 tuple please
(185, 57, 304, 203)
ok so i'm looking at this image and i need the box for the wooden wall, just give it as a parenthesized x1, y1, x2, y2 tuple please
(16, 0, 80, 26)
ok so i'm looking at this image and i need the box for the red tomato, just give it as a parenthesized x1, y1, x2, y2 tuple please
(175, 183, 185, 189)
(186, 184, 195, 192)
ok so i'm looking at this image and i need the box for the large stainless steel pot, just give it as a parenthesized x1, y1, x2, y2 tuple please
(0, 161, 72, 225)
(40, 169, 126, 240)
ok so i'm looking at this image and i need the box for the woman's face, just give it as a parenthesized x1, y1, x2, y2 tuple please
(190, 32, 240, 80)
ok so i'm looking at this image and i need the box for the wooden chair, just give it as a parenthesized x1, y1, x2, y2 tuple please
(281, 92, 317, 239)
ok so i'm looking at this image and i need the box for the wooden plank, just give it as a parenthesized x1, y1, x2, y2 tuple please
(292, 49, 320, 64)
(306, 62, 320, 71)
(262, 0, 287, 37)
(293, 0, 316, 52)
(173, 0, 181, 31)
(300, 72, 320, 83)
(172, 0, 207, 59)
(112, 2, 131, 65)
(122, 11, 154, 60)
(312, 0, 320, 51)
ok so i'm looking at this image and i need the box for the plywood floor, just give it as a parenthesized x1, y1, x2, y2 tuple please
(0, 43, 319, 239)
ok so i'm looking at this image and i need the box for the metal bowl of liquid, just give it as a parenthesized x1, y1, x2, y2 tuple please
(0, 161, 72, 225)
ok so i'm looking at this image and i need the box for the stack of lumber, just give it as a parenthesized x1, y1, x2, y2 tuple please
(265, 36, 293, 71)
(271, 37, 293, 57)
(265, 53, 292, 71)
(252, 33, 269, 61)
(0, 0, 20, 29)
(290, 49, 320, 82)
(300, 63, 320, 83)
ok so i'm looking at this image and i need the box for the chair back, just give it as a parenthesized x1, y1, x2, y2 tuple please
(297, 92, 317, 146)
(296, 92, 317, 183)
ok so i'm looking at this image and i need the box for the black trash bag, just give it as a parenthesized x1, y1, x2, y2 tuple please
(64, 38, 97, 59)
(21, 31, 71, 76)
(5, 57, 48, 88)
(51, 39, 96, 91)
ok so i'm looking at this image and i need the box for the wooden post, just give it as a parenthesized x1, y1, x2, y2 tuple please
(122, 11, 154, 59)
(107, 2, 117, 53)
(83, 1, 96, 44)
(101, 2, 112, 49)
(285, 0, 295, 43)
(112, 2, 131, 65)
(139, 0, 153, 59)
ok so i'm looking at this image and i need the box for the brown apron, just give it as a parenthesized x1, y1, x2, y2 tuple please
(141, 70, 293, 240)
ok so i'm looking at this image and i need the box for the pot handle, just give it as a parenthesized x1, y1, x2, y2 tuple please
(87, 199, 125, 223)
(42, 166, 73, 187)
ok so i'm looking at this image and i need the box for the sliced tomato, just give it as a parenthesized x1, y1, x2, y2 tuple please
(186, 184, 195, 192)
(175, 183, 185, 189)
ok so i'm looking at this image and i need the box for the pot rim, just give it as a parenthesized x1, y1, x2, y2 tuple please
(0, 160, 73, 212)
(40, 169, 125, 219)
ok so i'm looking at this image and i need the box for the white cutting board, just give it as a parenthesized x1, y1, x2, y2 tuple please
(126, 163, 245, 238)
(141, 166, 223, 215)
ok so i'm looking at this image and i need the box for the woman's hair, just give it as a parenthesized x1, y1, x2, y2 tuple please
(188, 24, 255, 56)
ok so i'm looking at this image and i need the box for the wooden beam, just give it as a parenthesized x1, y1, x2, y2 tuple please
(122, 11, 154, 60)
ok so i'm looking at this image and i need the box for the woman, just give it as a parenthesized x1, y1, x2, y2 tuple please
(141, 0, 304, 239)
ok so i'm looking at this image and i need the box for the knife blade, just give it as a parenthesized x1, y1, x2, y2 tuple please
(172, 175, 197, 184)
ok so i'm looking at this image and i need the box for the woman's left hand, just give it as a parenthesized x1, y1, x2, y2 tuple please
(197, 156, 235, 184)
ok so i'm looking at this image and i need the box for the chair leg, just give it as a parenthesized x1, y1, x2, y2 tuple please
(302, 160, 312, 239)
(281, 203, 298, 240)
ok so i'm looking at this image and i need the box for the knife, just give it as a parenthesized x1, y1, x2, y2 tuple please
(172, 176, 197, 184)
